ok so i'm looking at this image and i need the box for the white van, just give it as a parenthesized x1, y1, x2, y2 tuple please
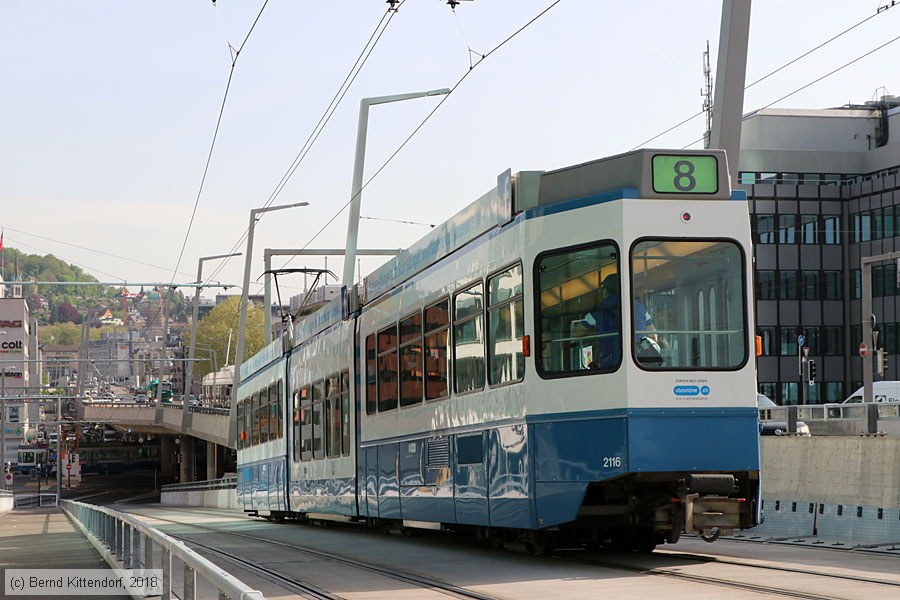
(842, 381, 900, 404)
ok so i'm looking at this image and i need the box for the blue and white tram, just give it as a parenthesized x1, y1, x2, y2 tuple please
(237, 148, 761, 551)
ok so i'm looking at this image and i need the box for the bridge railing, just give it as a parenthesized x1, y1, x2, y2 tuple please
(61, 499, 264, 600)
(162, 476, 237, 493)
(14, 493, 59, 508)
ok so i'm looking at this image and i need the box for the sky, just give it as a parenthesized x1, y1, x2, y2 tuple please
(2, 1, 899, 302)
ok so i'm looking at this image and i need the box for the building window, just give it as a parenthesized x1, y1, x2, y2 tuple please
(823, 271, 842, 300)
(780, 327, 799, 357)
(885, 206, 895, 238)
(806, 383, 822, 404)
(781, 382, 799, 405)
(873, 209, 884, 241)
(851, 270, 861, 300)
(757, 270, 776, 300)
(758, 327, 776, 356)
(759, 382, 778, 401)
(802, 327, 819, 355)
(801, 215, 818, 245)
(854, 212, 872, 243)
(801, 271, 819, 300)
(739, 172, 756, 185)
(825, 382, 844, 402)
(755, 214, 775, 245)
(778, 215, 797, 244)
(823, 215, 841, 245)
(822, 327, 843, 356)
(779, 271, 798, 300)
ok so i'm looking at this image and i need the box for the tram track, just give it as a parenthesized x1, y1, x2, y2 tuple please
(124, 505, 896, 599)
(122, 507, 498, 600)
(555, 547, 900, 600)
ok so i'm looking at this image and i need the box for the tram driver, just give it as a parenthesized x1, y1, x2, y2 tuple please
(574, 273, 665, 368)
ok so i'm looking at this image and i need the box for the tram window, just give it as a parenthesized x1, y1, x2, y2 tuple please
(259, 388, 270, 444)
(244, 398, 252, 448)
(325, 373, 341, 458)
(251, 392, 260, 445)
(292, 390, 301, 462)
(535, 242, 619, 377)
(424, 298, 450, 401)
(488, 263, 525, 386)
(237, 401, 245, 449)
(378, 325, 399, 412)
(277, 380, 283, 440)
(300, 386, 312, 461)
(454, 282, 485, 393)
(313, 379, 325, 459)
(365, 334, 377, 415)
(269, 384, 278, 442)
(630, 239, 746, 370)
(400, 311, 424, 407)
(340, 369, 350, 456)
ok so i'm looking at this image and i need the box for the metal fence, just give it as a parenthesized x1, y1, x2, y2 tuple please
(162, 476, 237, 494)
(14, 493, 58, 508)
(61, 499, 264, 600)
(760, 403, 900, 436)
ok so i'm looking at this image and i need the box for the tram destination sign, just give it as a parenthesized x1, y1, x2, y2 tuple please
(651, 154, 719, 194)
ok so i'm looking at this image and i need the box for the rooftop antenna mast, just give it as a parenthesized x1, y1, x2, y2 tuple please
(702, 40, 714, 149)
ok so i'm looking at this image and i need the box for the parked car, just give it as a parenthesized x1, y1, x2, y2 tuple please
(134, 394, 149, 403)
(842, 381, 900, 404)
(757, 393, 811, 436)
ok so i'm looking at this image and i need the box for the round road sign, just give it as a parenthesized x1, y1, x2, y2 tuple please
(66, 464, 72, 471)
(4, 472, 12, 484)
(859, 342, 868, 357)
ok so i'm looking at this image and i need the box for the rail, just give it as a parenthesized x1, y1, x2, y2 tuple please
(162, 476, 237, 493)
(61, 499, 264, 600)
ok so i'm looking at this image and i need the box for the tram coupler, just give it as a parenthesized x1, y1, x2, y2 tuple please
(683, 492, 742, 541)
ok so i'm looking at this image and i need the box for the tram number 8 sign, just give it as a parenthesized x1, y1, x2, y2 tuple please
(651, 154, 719, 194)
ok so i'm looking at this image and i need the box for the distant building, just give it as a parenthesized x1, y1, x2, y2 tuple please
(738, 95, 900, 404)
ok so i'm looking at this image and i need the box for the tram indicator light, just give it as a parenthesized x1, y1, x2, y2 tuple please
(651, 154, 719, 194)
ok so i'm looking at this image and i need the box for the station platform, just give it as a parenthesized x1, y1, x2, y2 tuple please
(0, 507, 130, 599)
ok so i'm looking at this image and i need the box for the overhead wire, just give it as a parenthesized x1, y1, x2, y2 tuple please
(0, 226, 195, 280)
(279, 0, 564, 275)
(204, 2, 405, 331)
(205, 2, 402, 289)
(164, 0, 269, 301)
(630, 2, 897, 151)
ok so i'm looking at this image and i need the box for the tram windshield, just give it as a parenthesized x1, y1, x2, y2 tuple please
(630, 239, 746, 370)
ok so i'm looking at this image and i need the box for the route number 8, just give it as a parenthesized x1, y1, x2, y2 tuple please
(673, 160, 696, 191)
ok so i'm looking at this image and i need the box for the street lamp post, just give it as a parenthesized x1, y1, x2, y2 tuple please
(183, 253, 240, 433)
(231, 203, 308, 444)
(341, 88, 451, 288)
(1, 331, 7, 472)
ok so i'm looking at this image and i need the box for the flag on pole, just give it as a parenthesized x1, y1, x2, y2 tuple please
(0, 229, 3, 251)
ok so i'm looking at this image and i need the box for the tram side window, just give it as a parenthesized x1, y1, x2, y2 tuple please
(251, 392, 260, 445)
(454, 282, 485, 393)
(276, 380, 283, 440)
(259, 387, 269, 444)
(325, 373, 341, 458)
(400, 311, 424, 407)
(313, 379, 325, 459)
(268, 384, 278, 442)
(292, 389, 301, 461)
(365, 335, 377, 415)
(424, 298, 450, 401)
(536, 242, 620, 376)
(300, 386, 312, 461)
(244, 398, 252, 448)
(488, 263, 525, 386)
(378, 325, 399, 412)
(237, 401, 245, 449)
(340, 369, 350, 456)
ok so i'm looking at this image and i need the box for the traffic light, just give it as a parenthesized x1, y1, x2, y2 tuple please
(878, 349, 888, 376)
(807, 359, 817, 384)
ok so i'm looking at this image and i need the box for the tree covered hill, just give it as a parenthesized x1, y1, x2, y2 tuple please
(1, 245, 120, 324)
